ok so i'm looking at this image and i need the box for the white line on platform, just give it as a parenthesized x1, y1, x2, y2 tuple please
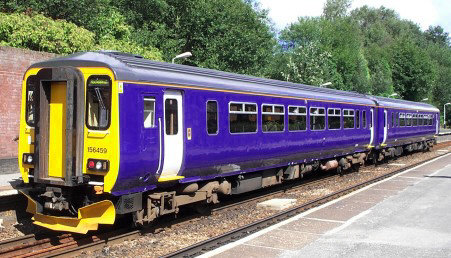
(388, 163, 406, 166)
(324, 209, 371, 236)
(198, 153, 451, 258)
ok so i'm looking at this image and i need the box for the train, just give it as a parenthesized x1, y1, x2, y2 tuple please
(18, 51, 439, 233)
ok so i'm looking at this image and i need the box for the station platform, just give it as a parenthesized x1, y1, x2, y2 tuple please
(202, 153, 451, 258)
(0, 172, 23, 197)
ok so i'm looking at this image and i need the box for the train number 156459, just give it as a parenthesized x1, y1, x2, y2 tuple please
(87, 147, 108, 154)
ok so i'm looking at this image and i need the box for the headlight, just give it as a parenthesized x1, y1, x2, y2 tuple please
(87, 159, 109, 172)
(22, 153, 34, 165)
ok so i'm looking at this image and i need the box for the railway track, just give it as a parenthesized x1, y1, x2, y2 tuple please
(0, 228, 138, 258)
(0, 141, 449, 257)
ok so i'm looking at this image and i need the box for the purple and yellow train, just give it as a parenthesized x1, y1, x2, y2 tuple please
(18, 51, 439, 233)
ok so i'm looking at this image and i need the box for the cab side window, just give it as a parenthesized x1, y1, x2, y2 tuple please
(143, 97, 155, 128)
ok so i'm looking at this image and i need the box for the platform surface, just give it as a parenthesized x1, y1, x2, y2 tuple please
(202, 153, 451, 258)
(0, 172, 22, 196)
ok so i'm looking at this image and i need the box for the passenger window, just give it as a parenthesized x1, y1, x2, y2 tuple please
(310, 107, 325, 130)
(262, 104, 284, 132)
(288, 106, 307, 131)
(143, 97, 155, 128)
(343, 109, 355, 129)
(356, 110, 360, 129)
(413, 114, 418, 126)
(86, 76, 112, 130)
(391, 113, 395, 127)
(429, 115, 433, 125)
(400, 113, 405, 126)
(207, 101, 218, 135)
(229, 102, 257, 133)
(165, 98, 178, 135)
(406, 114, 412, 126)
(328, 108, 341, 130)
(362, 110, 367, 128)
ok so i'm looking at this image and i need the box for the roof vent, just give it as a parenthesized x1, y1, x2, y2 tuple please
(98, 50, 143, 59)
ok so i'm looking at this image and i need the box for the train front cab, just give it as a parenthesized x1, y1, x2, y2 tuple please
(18, 66, 120, 233)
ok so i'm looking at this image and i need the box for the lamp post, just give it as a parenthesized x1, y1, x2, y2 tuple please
(172, 52, 192, 63)
(389, 93, 398, 98)
(444, 102, 451, 129)
(320, 82, 332, 87)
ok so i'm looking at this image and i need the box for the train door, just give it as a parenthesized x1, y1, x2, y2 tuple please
(436, 114, 439, 134)
(369, 108, 375, 147)
(382, 109, 388, 145)
(142, 94, 161, 177)
(159, 90, 184, 180)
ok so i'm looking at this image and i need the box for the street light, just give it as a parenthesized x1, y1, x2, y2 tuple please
(444, 102, 451, 129)
(389, 93, 398, 98)
(320, 82, 332, 87)
(172, 52, 192, 63)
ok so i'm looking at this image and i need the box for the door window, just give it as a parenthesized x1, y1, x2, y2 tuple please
(165, 99, 178, 135)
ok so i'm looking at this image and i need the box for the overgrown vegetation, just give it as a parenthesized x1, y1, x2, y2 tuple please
(0, 0, 450, 123)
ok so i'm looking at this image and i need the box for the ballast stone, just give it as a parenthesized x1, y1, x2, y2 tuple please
(257, 198, 297, 210)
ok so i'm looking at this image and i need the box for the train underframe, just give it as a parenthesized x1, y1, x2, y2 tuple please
(131, 139, 436, 227)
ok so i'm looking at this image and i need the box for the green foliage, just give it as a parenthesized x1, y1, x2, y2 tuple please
(426, 41, 451, 125)
(0, 12, 95, 53)
(323, 0, 351, 20)
(424, 25, 450, 46)
(278, 41, 342, 87)
(0, 0, 132, 40)
(390, 37, 436, 101)
(279, 16, 370, 93)
(119, 0, 276, 76)
(2, 0, 276, 76)
(96, 36, 163, 61)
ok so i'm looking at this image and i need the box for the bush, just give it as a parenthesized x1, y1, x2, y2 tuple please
(96, 36, 163, 61)
(0, 13, 95, 53)
(0, 12, 163, 60)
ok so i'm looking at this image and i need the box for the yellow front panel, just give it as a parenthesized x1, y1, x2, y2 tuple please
(80, 68, 119, 193)
(48, 82, 66, 178)
(19, 68, 41, 183)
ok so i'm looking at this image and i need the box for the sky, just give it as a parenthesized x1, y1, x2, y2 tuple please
(258, 0, 451, 34)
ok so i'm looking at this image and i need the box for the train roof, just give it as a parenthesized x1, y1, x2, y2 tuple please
(29, 51, 438, 112)
(368, 96, 439, 113)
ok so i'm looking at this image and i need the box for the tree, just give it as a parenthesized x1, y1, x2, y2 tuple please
(390, 37, 436, 101)
(323, 0, 351, 20)
(279, 16, 370, 93)
(424, 25, 450, 46)
(278, 41, 342, 86)
(116, 0, 276, 76)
